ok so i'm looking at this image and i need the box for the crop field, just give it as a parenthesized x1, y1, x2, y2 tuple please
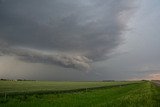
(0, 81, 136, 94)
(0, 81, 160, 107)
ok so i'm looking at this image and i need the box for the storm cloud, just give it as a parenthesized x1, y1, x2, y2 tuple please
(0, 0, 135, 71)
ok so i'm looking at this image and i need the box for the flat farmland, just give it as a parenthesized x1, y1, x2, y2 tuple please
(0, 81, 136, 94)
(0, 81, 160, 107)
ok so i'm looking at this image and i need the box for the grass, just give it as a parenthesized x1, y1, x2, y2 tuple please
(0, 81, 136, 95)
(0, 81, 159, 107)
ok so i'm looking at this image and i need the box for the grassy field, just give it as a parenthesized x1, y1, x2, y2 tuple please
(0, 81, 160, 107)
(0, 81, 136, 94)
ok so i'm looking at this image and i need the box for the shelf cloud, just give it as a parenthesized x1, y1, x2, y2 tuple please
(0, 0, 135, 71)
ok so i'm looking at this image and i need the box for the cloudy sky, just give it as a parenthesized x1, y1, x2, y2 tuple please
(0, 0, 160, 81)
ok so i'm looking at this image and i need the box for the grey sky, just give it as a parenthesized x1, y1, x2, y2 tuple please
(0, 0, 160, 80)
(97, 0, 160, 80)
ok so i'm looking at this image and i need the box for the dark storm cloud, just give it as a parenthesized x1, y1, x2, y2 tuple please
(0, 44, 91, 70)
(0, 0, 135, 70)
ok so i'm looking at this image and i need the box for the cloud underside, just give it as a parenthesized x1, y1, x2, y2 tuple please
(0, 0, 134, 70)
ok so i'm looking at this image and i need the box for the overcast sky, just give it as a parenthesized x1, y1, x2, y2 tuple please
(0, 0, 160, 81)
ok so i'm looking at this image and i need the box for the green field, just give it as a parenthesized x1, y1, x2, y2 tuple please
(0, 81, 160, 107)
(0, 81, 136, 94)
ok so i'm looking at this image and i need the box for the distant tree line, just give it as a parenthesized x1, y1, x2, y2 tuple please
(102, 80, 115, 82)
(0, 78, 36, 81)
